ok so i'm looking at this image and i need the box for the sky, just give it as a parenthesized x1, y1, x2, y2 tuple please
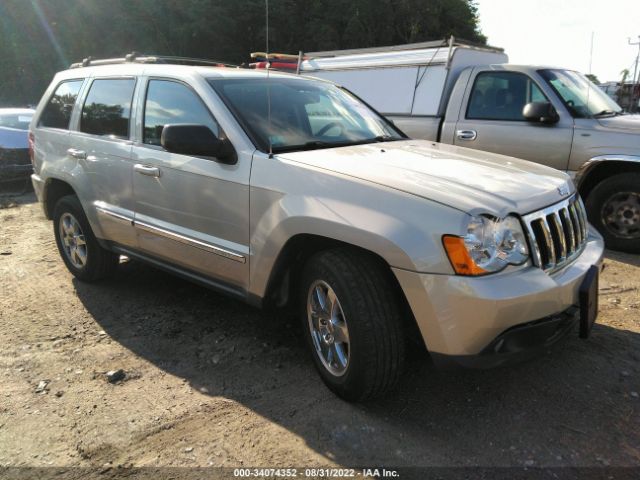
(476, 0, 640, 83)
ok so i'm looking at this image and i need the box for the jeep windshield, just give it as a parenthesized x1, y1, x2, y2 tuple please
(208, 77, 404, 153)
(539, 69, 623, 118)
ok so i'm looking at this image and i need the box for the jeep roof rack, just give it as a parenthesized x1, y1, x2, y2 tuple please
(69, 52, 241, 69)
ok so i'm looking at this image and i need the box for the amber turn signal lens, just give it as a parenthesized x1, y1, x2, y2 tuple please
(442, 235, 487, 276)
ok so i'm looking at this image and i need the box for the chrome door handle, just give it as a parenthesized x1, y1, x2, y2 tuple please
(67, 148, 86, 159)
(134, 164, 161, 178)
(456, 129, 477, 141)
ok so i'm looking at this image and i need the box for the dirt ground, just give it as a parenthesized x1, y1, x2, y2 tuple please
(1, 188, 639, 476)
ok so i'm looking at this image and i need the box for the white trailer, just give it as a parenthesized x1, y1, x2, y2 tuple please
(299, 38, 508, 139)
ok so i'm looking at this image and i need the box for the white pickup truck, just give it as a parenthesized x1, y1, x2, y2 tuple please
(300, 38, 640, 253)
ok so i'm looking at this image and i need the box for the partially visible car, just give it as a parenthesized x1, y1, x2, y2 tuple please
(0, 108, 35, 184)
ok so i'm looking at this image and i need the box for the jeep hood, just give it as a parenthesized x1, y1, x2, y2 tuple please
(278, 140, 573, 215)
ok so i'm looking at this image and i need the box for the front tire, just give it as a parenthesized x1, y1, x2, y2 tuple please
(585, 173, 640, 253)
(53, 195, 119, 281)
(300, 248, 405, 401)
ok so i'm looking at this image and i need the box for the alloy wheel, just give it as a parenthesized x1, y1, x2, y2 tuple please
(307, 280, 350, 377)
(59, 212, 88, 269)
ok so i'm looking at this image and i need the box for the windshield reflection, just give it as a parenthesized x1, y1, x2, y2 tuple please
(539, 69, 623, 118)
(209, 77, 404, 153)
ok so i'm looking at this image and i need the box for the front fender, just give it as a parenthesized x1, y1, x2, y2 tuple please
(248, 155, 466, 300)
(574, 154, 640, 188)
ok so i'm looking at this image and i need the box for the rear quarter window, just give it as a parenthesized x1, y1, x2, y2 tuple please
(38, 80, 84, 130)
(80, 78, 136, 139)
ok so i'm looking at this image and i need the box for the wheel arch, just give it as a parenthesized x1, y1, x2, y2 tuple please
(577, 156, 640, 200)
(43, 177, 77, 219)
(260, 233, 422, 341)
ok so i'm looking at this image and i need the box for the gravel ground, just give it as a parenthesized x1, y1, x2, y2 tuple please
(0, 190, 639, 477)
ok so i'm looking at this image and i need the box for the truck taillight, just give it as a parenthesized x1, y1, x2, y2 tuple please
(28, 131, 35, 166)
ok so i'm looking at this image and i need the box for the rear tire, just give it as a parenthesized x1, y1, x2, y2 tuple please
(53, 195, 119, 281)
(300, 248, 405, 401)
(585, 173, 640, 253)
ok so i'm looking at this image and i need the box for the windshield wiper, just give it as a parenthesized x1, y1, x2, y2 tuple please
(373, 135, 401, 142)
(593, 110, 621, 117)
(270, 135, 403, 154)
(271, 140, 348, 153)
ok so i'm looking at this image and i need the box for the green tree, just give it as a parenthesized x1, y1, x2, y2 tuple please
(0, 0, 486, 106)
(585, 73, 600, 84)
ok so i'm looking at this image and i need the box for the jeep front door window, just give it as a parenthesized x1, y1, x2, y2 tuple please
(143, 80, 220, 146)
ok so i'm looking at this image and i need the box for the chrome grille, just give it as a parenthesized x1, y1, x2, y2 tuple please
(522, 195, 588, 272)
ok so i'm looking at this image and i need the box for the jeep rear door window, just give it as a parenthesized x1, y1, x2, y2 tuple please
(80, 78, 136, 139)
(38, 80, 84, 130)
(467, 72, 547, 121)
(208, 77, 403, 153)
(143, 80, 219, 146)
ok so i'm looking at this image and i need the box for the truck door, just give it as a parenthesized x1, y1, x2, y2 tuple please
(453, 68, 573, 171)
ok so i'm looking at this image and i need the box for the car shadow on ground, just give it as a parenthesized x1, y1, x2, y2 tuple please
(605, 249, 640, 268)
(72, 258, 640, 468)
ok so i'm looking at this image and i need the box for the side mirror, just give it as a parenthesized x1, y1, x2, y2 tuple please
(161, 124, 236, 164)
(522, 102, 559, 124)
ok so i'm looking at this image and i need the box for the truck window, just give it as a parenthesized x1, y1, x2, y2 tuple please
(538, 69, 622, 118)
(80, 78, 136, 139)
(467, 72, 546, 121)
(143, 80, 219, 146)
(38, 80, 84, 130)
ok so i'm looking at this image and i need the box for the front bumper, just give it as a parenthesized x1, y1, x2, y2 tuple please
(393, 227, 604, 366)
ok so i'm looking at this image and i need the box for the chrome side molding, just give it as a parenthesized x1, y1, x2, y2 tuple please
(93, 202, 246, 264)
(135, 220, 246, 263)
(94, 203, 134, 224)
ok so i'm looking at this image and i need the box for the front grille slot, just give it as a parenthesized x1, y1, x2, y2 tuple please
(523, 195, 589, 273)
(547, 213, 566, 262)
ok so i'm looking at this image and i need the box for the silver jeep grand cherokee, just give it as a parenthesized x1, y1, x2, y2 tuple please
(30, 56, 604, 401)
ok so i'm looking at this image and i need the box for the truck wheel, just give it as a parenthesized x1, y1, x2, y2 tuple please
(300, 248, 405, 401)
(53, 195, 119, 281)
(585, 173, 640, 253)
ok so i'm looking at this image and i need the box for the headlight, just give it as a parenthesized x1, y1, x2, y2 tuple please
(443, 215, 529, 276)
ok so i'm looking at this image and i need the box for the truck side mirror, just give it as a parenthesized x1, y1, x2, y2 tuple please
(523, 102, 559, 124)
(161, 124, 237, 164)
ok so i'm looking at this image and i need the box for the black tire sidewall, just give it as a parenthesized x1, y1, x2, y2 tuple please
(299, 252, 392, 401)
(53, 195, 109, 281)
(585, 173, 640, 253)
